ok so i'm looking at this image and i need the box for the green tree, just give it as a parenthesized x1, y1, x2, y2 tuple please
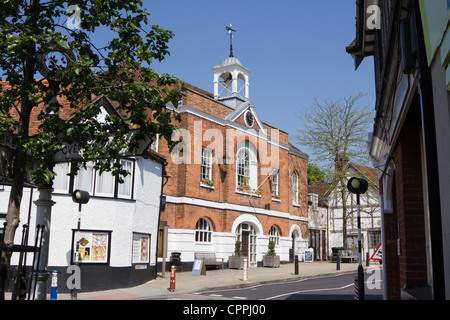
(307, 162, 326, 185)
(0, 0, 183, 299)
(296, 93, 373, 249)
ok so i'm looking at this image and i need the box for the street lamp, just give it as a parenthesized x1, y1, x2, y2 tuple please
(71, 189, 89, 299)
(347, 177, 368, 300)
(72, 189, 90, 213)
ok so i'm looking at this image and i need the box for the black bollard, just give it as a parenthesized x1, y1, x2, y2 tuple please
(294, 255, 299, 275)
(336, 253, 340, 270)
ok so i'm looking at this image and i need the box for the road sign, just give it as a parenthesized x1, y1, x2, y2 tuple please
(370, 243, 382, 261)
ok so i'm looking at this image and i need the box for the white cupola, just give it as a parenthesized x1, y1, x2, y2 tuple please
(212, 25, 250, 109)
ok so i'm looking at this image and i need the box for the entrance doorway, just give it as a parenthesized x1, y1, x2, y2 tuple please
(309, 229, 321, 261)
(290, 229, 301, 262)
(236, 223, 257, 265)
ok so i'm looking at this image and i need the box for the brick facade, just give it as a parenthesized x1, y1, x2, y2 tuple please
(157, 77, 309, 267)
(384, 111, 429, 299)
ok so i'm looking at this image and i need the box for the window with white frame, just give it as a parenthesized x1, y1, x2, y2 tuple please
(195, 217, 212, 243)
(201, 147, 212, 182)
(53, 163, 71, 193)
(269, 225, 280, 245)
(292, 171, 299, 205)
(236, 148, 250, 188)
(271, 172, 279, 197)
(236, 142, 258, 192)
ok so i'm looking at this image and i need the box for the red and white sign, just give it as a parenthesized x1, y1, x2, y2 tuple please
(370, 243, 382, 261)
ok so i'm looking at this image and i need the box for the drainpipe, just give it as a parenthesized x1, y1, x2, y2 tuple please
(155, 160, 169, 279)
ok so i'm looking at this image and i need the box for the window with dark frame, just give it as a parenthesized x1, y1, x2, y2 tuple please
(53, 159, 135, 200)
(71, 229, 111, 264)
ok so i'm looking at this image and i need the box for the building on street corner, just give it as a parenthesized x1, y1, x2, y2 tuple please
(1, 96, 166, 293)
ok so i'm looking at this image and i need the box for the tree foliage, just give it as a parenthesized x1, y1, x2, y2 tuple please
(296, 93, 373, 249)
(0, 0, 183, 299)
(296, 93, 373, 170)
(307, 162, 326, 185)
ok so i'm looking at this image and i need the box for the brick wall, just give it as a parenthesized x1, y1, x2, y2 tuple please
(158, 88, 308, 239)
(386, 122, 428, 299)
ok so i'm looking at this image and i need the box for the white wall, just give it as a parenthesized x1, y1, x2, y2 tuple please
(164, 223, 309, 266)
(0, 156, 162, 268)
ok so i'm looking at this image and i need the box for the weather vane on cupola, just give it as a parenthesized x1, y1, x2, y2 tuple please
(226, 24, 237, 57)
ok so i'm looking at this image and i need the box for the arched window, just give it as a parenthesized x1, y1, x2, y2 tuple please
(236, 141, 258, 191)
(292, 171, 299, 205)
(195, 218, 212, 243)
(237, 148, 250, 188)
(269, 225, 280, 245)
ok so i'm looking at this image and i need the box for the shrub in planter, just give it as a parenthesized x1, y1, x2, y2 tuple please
(228, 240, 245, 269)
(263, 241, 280, 268)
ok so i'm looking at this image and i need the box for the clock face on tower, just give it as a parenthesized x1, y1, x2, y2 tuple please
(245, 110, 254, 128)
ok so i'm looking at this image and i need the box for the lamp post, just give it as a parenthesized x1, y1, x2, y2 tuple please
(347, 177, 368, 300)
(71, 189, 89, 299)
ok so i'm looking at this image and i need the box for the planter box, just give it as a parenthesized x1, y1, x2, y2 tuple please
(263, 255, 280, 268)
(228, 256, 246, 269)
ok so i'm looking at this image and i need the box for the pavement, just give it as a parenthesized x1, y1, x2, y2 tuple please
(52, 261, 360, 300)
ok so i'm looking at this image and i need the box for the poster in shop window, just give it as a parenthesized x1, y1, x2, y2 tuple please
(132, 233, 150, 263)
(74, 230, 110, 263)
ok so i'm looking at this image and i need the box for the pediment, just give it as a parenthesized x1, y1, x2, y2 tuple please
(224, 101, 267, 135)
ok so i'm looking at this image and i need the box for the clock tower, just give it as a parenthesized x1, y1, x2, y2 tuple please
(213, 26, 250, 109)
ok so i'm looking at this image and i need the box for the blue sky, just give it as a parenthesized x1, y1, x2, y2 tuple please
(136, 0, 376, 160)
(3, 1, 375, 163)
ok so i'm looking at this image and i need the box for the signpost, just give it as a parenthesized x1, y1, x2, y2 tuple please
(371, 243, 383, 262)
(304, 248, 314, 263)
